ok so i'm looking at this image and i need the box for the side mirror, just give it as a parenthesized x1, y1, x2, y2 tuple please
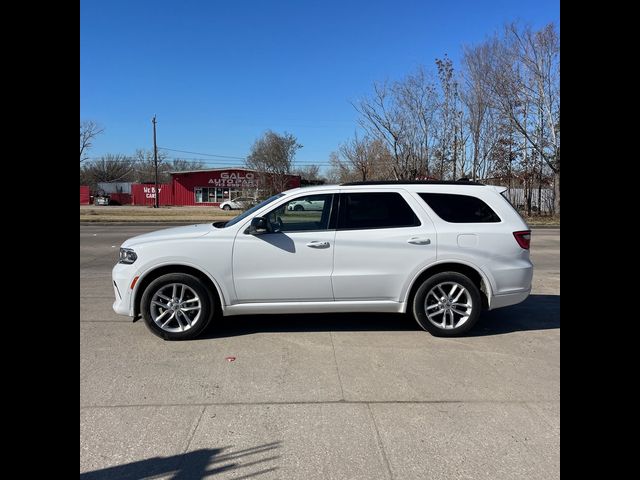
(247, 216, 268, 235)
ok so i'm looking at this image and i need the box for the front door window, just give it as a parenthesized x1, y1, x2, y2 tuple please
(264, 194, 333, 232)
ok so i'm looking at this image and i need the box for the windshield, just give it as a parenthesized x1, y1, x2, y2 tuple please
(216, 193, 285, 228)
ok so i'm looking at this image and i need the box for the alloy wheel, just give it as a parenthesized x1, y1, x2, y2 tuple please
(150, 283, 202, 333)
(424, 281, 473, 330)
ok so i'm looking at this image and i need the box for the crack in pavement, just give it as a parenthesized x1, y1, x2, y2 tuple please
(367, 403, 394, 480)
(330, 331, 346, 401)
(80, 399, 558, 409)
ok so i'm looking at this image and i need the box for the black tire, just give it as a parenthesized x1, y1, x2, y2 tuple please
(293, 204, 304, 211)
(412, 272, 482, 337)
(141, 273, 214, 340)
(222, 204, 231, 211)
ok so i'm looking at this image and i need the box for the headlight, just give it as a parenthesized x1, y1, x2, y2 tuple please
(119, 248, 137, 264)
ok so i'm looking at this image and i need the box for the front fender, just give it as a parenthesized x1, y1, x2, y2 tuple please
(131, 258, 230, 313)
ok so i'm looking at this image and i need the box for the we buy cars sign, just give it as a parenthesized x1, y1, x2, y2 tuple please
(131, 184, 173, 206)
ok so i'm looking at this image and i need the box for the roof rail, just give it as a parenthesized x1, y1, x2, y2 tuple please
(340, 180, 485, 186)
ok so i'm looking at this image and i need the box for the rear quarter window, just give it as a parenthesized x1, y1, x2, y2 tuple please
(418, 193, 501, 223)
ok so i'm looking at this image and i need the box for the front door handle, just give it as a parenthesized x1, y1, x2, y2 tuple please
(306, 241, 330, 249)
(407, 237, 431, 245)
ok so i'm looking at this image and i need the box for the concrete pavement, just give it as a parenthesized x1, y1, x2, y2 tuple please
(80, 225, 559, 479)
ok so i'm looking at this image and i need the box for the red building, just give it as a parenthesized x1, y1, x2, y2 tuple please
(80, 186, 90, 205)
(169, 168, 300, 206)
(83, 168, 301, 206)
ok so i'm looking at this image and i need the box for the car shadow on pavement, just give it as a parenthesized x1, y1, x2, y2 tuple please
(465, 293, 559, 336)
(80, 441, 281, 480)
(202, 294, 559, 339)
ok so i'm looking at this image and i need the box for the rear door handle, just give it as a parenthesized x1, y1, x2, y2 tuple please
(407, 237, 431, 245)
(306, 241, 330, 249)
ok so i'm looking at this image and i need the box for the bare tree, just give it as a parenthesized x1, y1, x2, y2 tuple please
(131, 150, 204, 182)
(355, 82, 409, 179)
(80, 121, 105, 163)
(340, 19, 558, 213)
(394, 67, 439, 177)
(338, 135, 392, 181)
(246, 130, 302, 195)
(169, 158, 206, 172)
(294, 164, 322, 182)
(462, 43, 494, 181)
(482, 23, 560, 212)
(435, 55, 460, 179)
(133, 149, 170, 183)
(326, 151, 358, 184)
(81, 154, 136, 190)
(476, 109, 503, 180)
(355, 74, 436, 180)
(80, 149, 206, 188)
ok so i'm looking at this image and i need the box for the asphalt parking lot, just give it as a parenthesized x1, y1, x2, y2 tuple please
(80, 224, 559, 480)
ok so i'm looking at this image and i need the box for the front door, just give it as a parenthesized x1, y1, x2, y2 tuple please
(232, 193, 336, 303)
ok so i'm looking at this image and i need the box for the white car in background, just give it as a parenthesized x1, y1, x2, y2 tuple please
(287, 198, 325, 211)
(112, 181, 533, 340)
(219, 197, 255, 211)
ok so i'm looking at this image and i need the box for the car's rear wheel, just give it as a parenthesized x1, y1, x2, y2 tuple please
(222, 204, 231, 210)
(141, 273, 214, 340)
(412, 272, 482, 336)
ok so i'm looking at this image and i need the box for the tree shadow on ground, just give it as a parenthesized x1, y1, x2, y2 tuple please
(201, 294, 559, 339)
(80, 441, 281, 480)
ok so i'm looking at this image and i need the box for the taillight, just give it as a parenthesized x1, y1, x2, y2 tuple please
(513, 230, 531, 249)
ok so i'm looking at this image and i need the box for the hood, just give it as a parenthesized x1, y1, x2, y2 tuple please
(122, 224, 213, 247)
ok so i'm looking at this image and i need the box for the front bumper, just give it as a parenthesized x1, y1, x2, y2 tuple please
(112, 263, 137, 316)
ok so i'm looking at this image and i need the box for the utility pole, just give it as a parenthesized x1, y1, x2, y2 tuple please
(152, 115, 159, 208)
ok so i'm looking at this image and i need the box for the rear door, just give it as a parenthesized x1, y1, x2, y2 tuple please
(331, 190, 437, 301)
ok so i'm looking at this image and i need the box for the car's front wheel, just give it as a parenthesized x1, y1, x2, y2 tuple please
(141, 273, 214, 340)
(222, 204, 231, 210)
(412, 272, 482, 336)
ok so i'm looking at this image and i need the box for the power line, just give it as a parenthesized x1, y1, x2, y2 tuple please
(165, 158, 246, 165)
(157, 147, 333, 166)
(158, 147, 246, 160)
(163, 157, 334, 166)
(82, 156, 335, 166)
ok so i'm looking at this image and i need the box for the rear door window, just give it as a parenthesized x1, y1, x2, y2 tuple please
(337, 192, 421, 230)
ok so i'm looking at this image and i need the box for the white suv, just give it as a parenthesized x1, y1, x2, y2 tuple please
(112, 181, 533, 340)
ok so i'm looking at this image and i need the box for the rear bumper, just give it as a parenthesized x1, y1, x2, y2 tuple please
(489, 288, 531, 310)
(484, 256, 533, 310)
